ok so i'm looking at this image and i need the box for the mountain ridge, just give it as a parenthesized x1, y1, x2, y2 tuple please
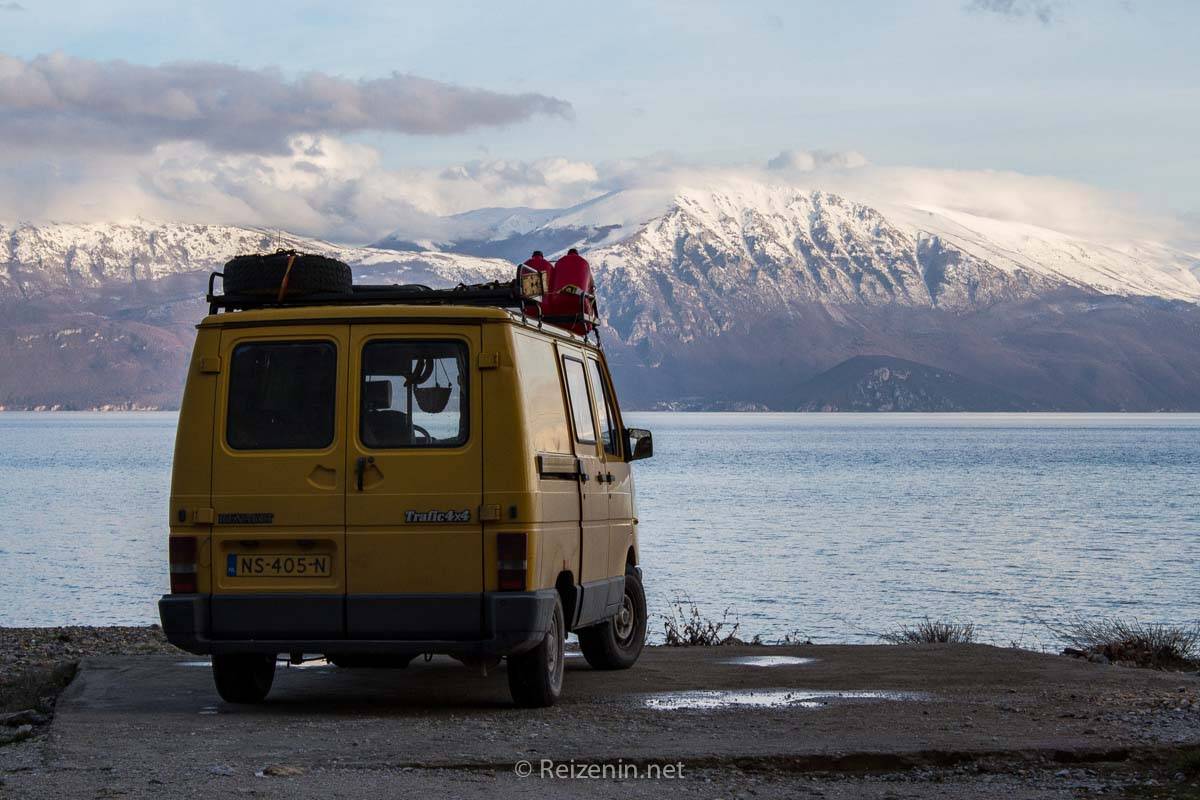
(3, 182, 1200, 411)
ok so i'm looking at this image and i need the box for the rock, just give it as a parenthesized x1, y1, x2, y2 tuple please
(259, 765, 305, 777)
(2, 724, 36, 742)
(0, 709, 46, 727)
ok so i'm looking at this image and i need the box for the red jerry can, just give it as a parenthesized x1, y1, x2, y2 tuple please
(545, 249, 595, 335)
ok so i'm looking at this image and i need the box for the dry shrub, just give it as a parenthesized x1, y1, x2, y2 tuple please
(661, 597, 746, 646)
(1046, 616, 1199, 670)
(880, 618, 977, 645)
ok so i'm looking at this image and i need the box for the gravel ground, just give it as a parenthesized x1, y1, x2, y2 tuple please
(0, 625, 181, 744)
(1, 630, 1199, 798)
(0, 626, 180, 675)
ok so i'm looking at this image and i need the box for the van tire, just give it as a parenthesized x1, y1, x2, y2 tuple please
(506, 597, 565, 708)
(222, 251, 352, 297)
(212, 654, 276, 703)
(579, 568, 647, 670)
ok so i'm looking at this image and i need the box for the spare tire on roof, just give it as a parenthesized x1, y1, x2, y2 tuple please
(222, 250, 352, 297)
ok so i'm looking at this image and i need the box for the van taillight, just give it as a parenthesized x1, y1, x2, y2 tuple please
(497, 533, 527, 592)
(169, 536, 198, 594)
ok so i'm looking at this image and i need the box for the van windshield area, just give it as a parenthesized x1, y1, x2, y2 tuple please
(226, 341, 337, 450)
(361, 340, 468, 448)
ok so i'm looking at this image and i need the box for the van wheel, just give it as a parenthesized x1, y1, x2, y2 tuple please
(212, 654, 276, 703)
(579, 568, 647, 670)
(506, 597, 565, 708)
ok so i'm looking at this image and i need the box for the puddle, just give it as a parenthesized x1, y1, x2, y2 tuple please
(722, 656, 815, 667)
(178, 661, 211, 668)
(642, 689, 927, 711)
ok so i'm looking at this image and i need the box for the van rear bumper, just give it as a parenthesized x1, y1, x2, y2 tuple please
(158, 590, 557, 658)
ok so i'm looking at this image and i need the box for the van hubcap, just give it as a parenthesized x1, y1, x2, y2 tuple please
(547, 611, 564, 689)
(614, 593, 636, 645)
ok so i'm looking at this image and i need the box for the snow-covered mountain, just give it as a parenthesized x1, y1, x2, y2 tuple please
(0, 221, 513, 302)
(5, 182, 1200, 411)
(376, 184, 1200, 321)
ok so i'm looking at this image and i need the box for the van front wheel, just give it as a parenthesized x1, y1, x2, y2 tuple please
(506, 597, 565, 708)
(579, 568, 647, 670)
(212, 654, 276, 704)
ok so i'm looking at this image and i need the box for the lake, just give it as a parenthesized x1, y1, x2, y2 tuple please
(1, 412, 1197, 646)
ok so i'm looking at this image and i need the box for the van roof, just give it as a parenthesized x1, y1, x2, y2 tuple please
(197, 304, 598, 345)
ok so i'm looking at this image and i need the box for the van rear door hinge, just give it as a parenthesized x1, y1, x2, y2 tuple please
(477, 352, 499, 370)
(192, 508, 215, 525)
(199, 357, 221, 374)
(478, 504, 501, 522)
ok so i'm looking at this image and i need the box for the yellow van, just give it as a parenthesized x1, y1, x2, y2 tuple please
(159, 252, 653, 707)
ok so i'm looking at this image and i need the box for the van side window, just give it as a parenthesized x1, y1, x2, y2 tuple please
(562, 357, 596, 445)
(514, 333, 572, 454)
(227, 341, 337, 450)
(586, 358, 619, 457)
(361, 340, 468, 448)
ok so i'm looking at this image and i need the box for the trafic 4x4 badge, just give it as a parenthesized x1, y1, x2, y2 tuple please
(404, 509, 471, 523)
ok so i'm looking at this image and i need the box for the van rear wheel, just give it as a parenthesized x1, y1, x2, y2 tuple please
(506, 597, 565, 708)
(212, 654, 276, 704)
(579, 568, 647, 670)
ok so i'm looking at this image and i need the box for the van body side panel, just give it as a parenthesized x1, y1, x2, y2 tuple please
(558, 344, 610, 607)
(208, 325, 349, 639)
(345, 324, 483, 639)
(589, 354, 636, 580)
(508, 330, 579, 593)
(169, 328, 220, 594)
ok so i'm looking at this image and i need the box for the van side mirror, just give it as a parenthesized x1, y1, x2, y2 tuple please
(625, 428, 653, 461)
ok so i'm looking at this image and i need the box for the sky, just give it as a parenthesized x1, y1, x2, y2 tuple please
(0, 0, 1197, 244)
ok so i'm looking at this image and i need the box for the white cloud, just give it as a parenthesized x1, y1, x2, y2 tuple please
(766, 149, 869, 172)
(0, 133, 1186, 249)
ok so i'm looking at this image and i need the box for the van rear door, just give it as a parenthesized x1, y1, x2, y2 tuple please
(345, 324, 484, 639)
(209, 326, 349, 640)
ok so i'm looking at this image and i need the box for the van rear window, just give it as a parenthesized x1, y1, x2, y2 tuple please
(226, 341, 337, 450)
(360, 340, 468, 448)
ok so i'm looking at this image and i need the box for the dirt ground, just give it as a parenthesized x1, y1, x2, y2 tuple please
(1, 640, 1199, 798)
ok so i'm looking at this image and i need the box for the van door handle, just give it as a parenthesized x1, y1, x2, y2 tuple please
(355, 456, 375, 491)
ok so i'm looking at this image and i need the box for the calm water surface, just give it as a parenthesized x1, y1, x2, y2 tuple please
(1, 412, 1198, 644)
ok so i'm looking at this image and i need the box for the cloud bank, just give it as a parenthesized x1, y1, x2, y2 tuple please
(0, 52, 573, 153)
(0, 115, 1182, 250)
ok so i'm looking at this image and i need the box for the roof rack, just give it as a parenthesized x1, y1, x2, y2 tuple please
(206, 269, 548, 314)
(204, 269, 604, 347)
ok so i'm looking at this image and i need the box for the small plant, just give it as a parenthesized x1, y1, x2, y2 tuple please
(777, 630, 814, 646)
(879, 618, 976, 645)
(1044, 616, 1200, 670)
(661, 597, 744, 646)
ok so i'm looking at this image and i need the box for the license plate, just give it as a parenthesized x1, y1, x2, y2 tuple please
(227, 554, 331, 578)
